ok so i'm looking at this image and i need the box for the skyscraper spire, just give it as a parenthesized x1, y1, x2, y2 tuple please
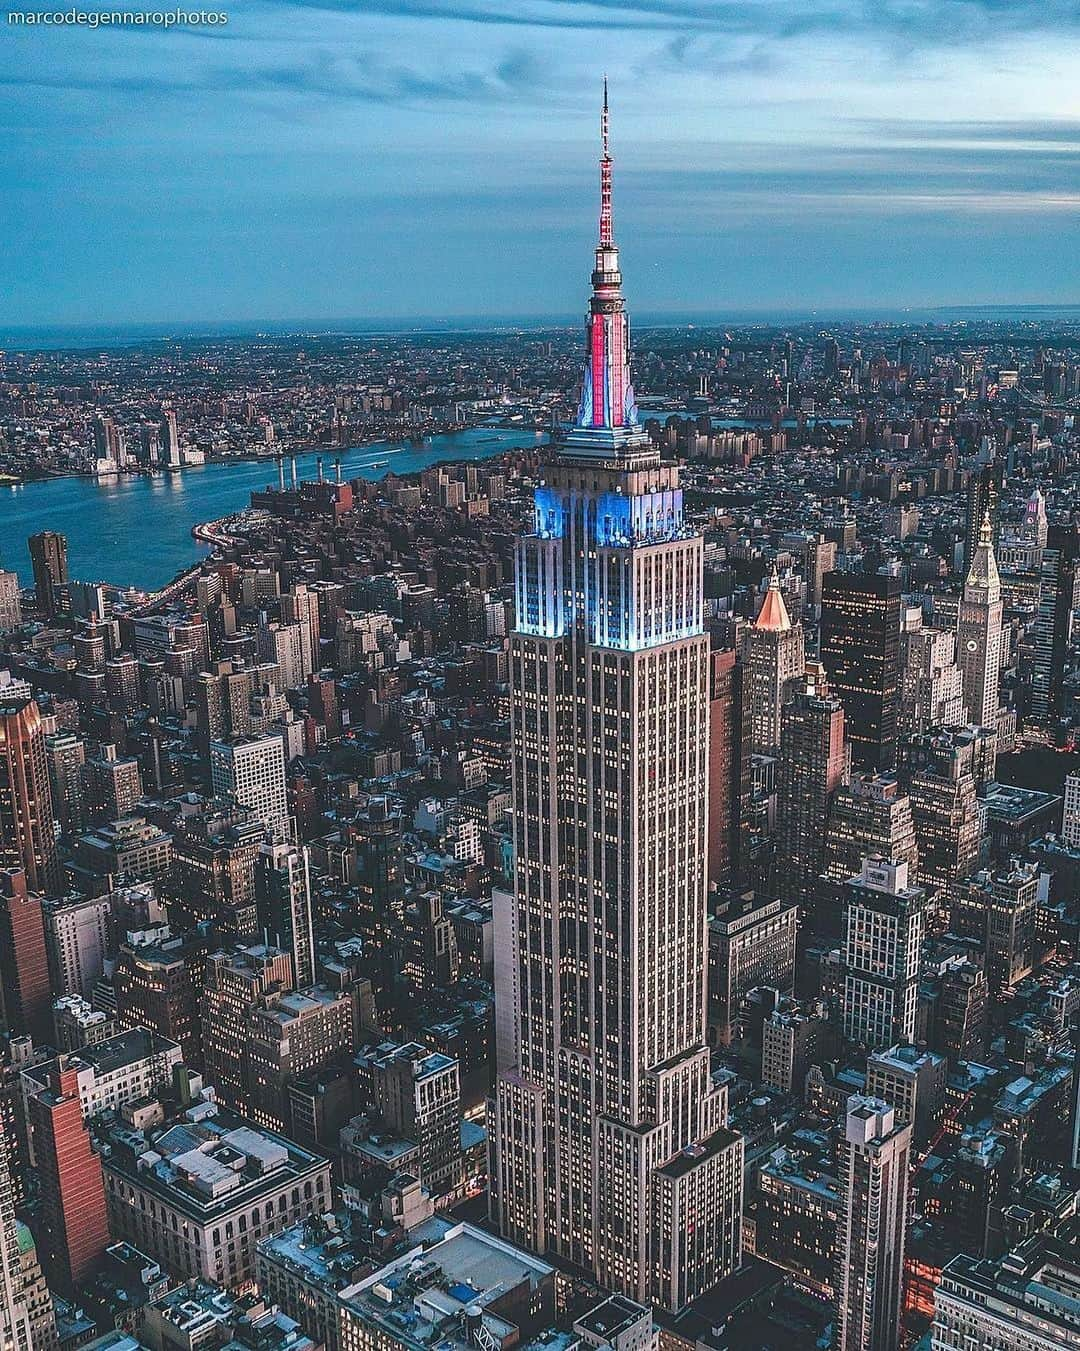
(599, 76, 612, 246)
(959, 507, 1003, 727)
(563, 81, 646, 457)
(966, 508, 1001, 602)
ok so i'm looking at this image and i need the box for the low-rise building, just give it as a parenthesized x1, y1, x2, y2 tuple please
(339, 1223, 557, 1351)
(97, 1104, 332, 1290)
(573, 1297, 654, 1351)
(979, 782, 1063, 862)
(752, 1149, 840, 1297)
(932, 1225, 1080, 1351)
(53, 994, 118, 1050)
(257, 1206, 451, 1351)
(21, 1030, 183, 1130)
(141, 1280, 320, 1351)
(74, 816, 174, 882)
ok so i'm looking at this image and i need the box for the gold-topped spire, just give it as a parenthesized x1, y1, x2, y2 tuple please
(965, 508, 1001, 602)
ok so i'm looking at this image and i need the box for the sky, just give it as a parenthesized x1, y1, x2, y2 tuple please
(2, 0, 1080, 328)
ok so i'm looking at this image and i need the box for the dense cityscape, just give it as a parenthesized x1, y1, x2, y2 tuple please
(2, 98, 1080, 1351)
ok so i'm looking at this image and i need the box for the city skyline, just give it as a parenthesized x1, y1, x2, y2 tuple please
(0, 24, 1079, 1350)
(4, 0, 1080, 327)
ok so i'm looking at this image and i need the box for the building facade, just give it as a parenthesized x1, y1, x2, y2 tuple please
(741, 572, 805, 759)
(27, 1062, 111, 1296)
(775, 669, 849, 909)
(820, 572, 902, 771)
(834, 1096, 911, 1351)
(0, 868, 53, 1048)
(491, 92, 739, 1312)
(256, 842, 316, 989)
(840, 858, 926, 1050)
(0, 1132, 35, 1351)
(210, 732, 289, 843)
(28, 531, 67, 619)
(0, 698, 62, 895)
(932, 1230, 1080, 1351)
(99, 1107, 332, 1289)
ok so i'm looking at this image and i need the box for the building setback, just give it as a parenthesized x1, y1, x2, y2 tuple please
(491, 88, 741, 1312)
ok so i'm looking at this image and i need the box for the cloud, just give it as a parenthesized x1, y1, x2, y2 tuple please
(2, 0, 1078, 323)
(268, 0, 1080, 47)
(853, 118, 1080, 151)
(0, 45, 546, 106)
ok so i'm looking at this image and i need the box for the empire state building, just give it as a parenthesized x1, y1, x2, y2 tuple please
(491, 88, 743, 1313)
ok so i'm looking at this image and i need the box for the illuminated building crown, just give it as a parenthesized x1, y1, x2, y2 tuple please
(559, 80, 650, 462)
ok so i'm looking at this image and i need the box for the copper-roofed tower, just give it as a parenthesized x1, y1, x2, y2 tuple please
(754, 568, 794, 632)
(740, 570, 805, 758)
(492, 87, 743, 1312)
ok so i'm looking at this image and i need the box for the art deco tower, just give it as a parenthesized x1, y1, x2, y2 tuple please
(492, 88, 742, 1313)
(957, 511, 1003, 729)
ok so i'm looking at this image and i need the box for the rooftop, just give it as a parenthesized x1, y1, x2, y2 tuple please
(575, 1295, 650, 1342)
(940, 1225, 1080, 1335)
(97, 1105, 329, 1221)
(654, 1126, 741, 1180)
(356, 1040, 457, 1081)
(23, 1028, 181, 1089)
(259, 1214, 373, 1294)
(868, 1043, 944, 1074)
(342, 1222, 553, 1351)
(981, 780, 1062, 823)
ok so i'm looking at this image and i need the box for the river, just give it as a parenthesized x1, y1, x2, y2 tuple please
(0, 428, 543, 591)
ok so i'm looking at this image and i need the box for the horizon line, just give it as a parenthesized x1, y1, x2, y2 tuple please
(5, 302, 1080, 353)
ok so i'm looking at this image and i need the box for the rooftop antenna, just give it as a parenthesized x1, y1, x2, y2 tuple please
(599, 76, 612, 246)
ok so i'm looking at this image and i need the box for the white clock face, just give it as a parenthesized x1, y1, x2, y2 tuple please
(966, 639, 979, 652)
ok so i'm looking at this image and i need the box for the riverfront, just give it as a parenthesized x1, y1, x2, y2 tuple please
(0, 428, 540, 591)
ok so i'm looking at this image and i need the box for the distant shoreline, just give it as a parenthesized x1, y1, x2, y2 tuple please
(0, 422, 508, 490)
(5, 305, 1080, 353)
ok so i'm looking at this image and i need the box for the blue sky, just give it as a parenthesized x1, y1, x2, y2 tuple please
(2, 0, 1079, 326)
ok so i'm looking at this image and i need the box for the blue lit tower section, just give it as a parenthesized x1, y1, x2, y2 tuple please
(493, 88, 742, 1314)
